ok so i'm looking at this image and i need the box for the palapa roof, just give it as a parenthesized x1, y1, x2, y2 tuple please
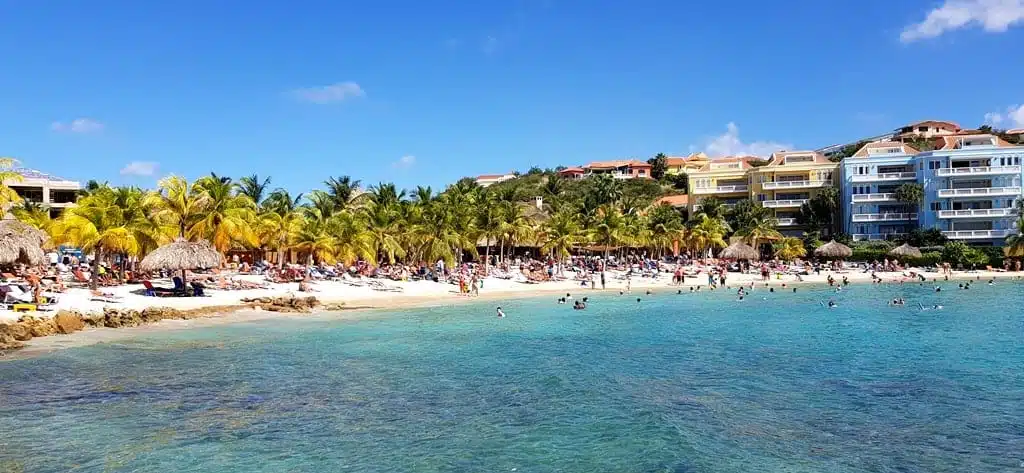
(719, 242, 759, 260)
(889, 243, 923, 258)
(814, 240, 853, 259)
(0, 219, 47, 265)
(139, 238, 221, 271)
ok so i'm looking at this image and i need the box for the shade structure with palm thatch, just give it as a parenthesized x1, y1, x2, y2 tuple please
(0, 218, 47, 265)
(140, 238, 221, 286)
(719, 241, 759, 261)
(889, 243, 922, 259)
(814, 240, 852, 260)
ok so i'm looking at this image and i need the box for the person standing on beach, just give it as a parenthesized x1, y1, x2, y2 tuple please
(600, 271, 606, 289)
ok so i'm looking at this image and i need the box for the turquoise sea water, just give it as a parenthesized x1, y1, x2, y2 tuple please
(2, 281, 1023, 472)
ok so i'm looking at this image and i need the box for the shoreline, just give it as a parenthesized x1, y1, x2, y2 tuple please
(4, 269, 1022, 359)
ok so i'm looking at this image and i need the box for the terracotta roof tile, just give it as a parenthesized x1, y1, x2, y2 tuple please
(850, 141, 919, 158)
(654, 194, 689, 207)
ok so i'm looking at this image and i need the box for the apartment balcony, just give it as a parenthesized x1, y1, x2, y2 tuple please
(938, 208, 1018, 219)
(850, 172, 917, 182)
(942, 229, 1013, 240)
(851, 212, 918, 222)
(851, 193, 896, 203)
(852, 233, 906, 242)
(936, 166, 1021, 177)
(761, 180, 829, 190)
(692, 203, 737, 211)
(762, 199, 808, 208)
(691, 184, 749, 195)
(775, 218, 799, 226)
(937, 187, 1022, 198)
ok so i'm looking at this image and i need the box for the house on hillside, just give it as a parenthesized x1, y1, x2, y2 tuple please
(582, 160, 652, 179)
(475, 173, 516, 188)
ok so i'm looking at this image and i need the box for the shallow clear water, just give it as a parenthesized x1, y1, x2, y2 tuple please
(2, 281, 1023, 472)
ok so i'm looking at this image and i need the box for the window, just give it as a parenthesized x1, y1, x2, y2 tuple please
(918, 126, 928, 132)
(930, 202, 941, 211)
(919, 162, 924, 170)
(757, 194, 766, 202)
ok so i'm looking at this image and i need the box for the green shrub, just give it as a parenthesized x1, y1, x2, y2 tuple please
(904, 251, 942, 268)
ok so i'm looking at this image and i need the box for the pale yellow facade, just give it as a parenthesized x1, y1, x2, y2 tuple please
(749, 151, 839, 235)
(686, 157, 754, 216)
(665, 152, 710, 176)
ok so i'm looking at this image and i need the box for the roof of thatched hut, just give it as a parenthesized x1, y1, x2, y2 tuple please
(139, 238, 221, 271)
(813, 240, 853, 259)
(719, 242, 759, 260)
(889, 243, 922, 258)
(0, 232, 45, 265)
(0, 219, 48, 246)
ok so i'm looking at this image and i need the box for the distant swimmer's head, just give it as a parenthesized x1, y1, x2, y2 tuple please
(636, 298, 641, 303)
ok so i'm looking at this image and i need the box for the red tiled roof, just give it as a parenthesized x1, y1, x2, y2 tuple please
(766, 151, 831, 165)
(584, 160, 651, 169)
(850, 141, 919, 158)
(558, 167, 585, 174)
(902, 120, 961, 130)
(654, 194, 689, 207)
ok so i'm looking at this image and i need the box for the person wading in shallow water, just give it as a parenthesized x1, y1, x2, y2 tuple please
(496, 307, 505, 318)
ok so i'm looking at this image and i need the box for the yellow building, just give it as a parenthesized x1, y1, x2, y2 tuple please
(749, 151, 839, 235)
(664, 152, 710, 176)
(686, 156, 758, 216)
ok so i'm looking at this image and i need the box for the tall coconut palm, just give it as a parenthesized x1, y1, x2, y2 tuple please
(413, 194, 477, 268)
(735, 215, 781, 252)
(363, 202, 406, 264)
(497, 202, 535, 262)
(590, 205, 627, 260)
(774, 237, 807, 261)
(367, 182, 406, 209)
(688, 214, 730, 258)
(0, 157, 24, 209)
(192, 175, 258, 253)
(327, 210, 376, 266)
(540, 210, 584, 263)
(236, 174, 272, 208)
(11, 201, 53, 236)
(290, 217, 337, 265)
(645, 203, 685, 257)
(305, 190, 338, 220)
(475, 193, 503, 267)
(145, 175, 211, 240)
(51, 190, 144, 289)
(324, 175, 363, 210)
(694, 196, 726, 220)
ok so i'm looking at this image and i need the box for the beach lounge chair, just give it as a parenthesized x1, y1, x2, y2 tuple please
(90, 289, 123, 303)
(142, 280, 179, 297)
(190, 281, 206, 297)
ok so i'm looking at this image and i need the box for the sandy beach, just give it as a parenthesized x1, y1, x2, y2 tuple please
(3, 266, 1021, 356)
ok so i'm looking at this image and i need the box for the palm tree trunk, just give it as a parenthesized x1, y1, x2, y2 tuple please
(90, 249, 101, 290)
(484, 244, 491, 269)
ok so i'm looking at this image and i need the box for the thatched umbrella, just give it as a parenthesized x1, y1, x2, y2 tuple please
(719, 242, 759, 261)
(0, 231, 45, 265)
(0, 219, 48, 247)
(140, 238, 221, 286)
(814, 240, 852, 260)
(889, 243, 922, 259)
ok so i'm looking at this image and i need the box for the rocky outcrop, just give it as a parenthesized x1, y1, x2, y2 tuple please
(242, 296, 319, 313)
(54, 311, 86, 334)
(19, 316, 57, 337)
(0, 326, 26, 350)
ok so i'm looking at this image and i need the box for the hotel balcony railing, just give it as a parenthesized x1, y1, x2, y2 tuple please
(691, 184, 749, 195)
(937, 186, 1022, 198)
(775, 218, 799, 226)
(937, 208, 1018, 219)
(762, 199, 809, 208)
(936, 166, 1021, 177)
(850, 172, 917, 182)
(942, 229, 1013, 239)
(851, 212, 918, 222)
(851, 193, 896, 203)
(852, 233, 907, 241)
(761, 180, 829, 190)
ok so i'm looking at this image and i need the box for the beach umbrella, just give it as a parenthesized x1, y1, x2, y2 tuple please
(140, 238, 221, 285)
(0, 219, 48, 247)
(814, 240, 852, 259)
(719, 241, 759, 261)
(0, 230, 45, 265)
(888, 243, 922, 259)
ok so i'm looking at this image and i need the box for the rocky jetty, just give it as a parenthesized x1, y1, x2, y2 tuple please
(241, 295, 320, 312)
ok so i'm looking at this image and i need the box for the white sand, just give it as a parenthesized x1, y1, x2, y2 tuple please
(3, 267, 1020, 324)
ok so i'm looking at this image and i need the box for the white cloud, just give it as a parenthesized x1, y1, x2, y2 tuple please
(120, 161, 159, 177)
(392, 155, 416, 169)
(984, 104, 1024, 128)
(50, 118, 104, 133)
(701, 123, 792, 158)
(290, 82, 365, 104)
(900, 0, 1024, 43)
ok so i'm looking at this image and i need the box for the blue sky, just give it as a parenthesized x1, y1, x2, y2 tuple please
(2, 0, 1023, 195)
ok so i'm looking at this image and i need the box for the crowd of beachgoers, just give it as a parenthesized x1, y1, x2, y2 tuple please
(3, 251, 1022, 326)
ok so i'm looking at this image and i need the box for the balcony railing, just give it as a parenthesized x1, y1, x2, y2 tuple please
(775, 218, 799, 226)
(942, 229, 1013, 239)
(762, 199, 808, 208)
(937, 208, 1018, 219)
(692, 184, 749, 194)
(936, 166, 1021, 177)
(937, 187, 1022, 198)
(852, 233, 907, 241)
(851, 212, 918, 222)
(850, 172, 917, 182)
(851, 193, 896, 203)
(761, 180, 829, 190)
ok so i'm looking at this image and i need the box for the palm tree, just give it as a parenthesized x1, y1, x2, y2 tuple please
(412, 194, 478, 268)
(590, 205, 627, 261)
(475, 194, 503, 267)
(11, 201, 54, 235)
(645, 203, 685, 257)
(51, 190, 146, 289)
(327, 210, 376, 266)
(590, 174, 623, 206)
(236, 174, 272, 208)
(894, 183, 924, 214)
(1003, 200, 1024, 258)
(367, 182, 406, 209)
(497, 201, 535, 262)
(540, 211, 584, 264)
(192, 175, 258, 253)
(290, 217, 337, 265)
(0, 157, 24, 209)
(363, 202, 406, 264)
(145, 175, 211, 240)
(774, 237, 807, 261)
(735, 215, 781, 253)
(77, 179, 110, 198)
(324, 175, 363, 210)
(257, 189, 304, 266)
(695, 196, 726, 220)
(688, 214, 730, 258)
(305, 190, 337, 220)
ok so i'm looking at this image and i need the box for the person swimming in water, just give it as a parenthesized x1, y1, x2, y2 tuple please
(827, 300, 837, 308)
(558, 297, 565, 304)
(636, 297, 641, 303)
(496, 307, 505, 318)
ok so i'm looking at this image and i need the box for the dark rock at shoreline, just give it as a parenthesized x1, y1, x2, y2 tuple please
(18, 316, 57, 337)
(54, 311, 86, 334)
(242, 295, 319, 313)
